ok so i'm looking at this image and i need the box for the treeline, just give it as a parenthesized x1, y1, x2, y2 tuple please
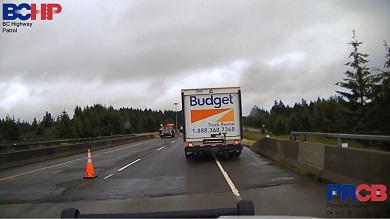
(244, 32, 390, 136)
(243, 97, 371, 135)
(0, 104, 182, 143)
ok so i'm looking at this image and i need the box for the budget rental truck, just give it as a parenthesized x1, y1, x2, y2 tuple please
(181, 87, 243, 158)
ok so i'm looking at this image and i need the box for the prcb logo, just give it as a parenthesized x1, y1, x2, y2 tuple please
(2, 3, 62, 20)
(327, 184, 387, 202)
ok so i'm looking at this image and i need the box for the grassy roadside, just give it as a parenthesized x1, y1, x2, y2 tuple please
(243, 131, 267, 148)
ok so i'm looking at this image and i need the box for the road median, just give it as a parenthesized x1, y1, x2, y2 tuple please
(0, 134, 157, 170)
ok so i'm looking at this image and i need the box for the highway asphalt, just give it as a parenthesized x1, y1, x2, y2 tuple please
(0, 137, 389, 218)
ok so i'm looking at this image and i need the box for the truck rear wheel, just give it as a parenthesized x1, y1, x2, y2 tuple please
(229, 151, 241, 158)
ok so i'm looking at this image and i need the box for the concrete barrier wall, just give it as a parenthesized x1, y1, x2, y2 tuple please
(251, 138, 300, 168)
(251, 138, 277, 159)
(250, 138, 390, 189)
(297, 142, 325, 176)
(0, 134, 155, 170)
(322, 146, 390, 188)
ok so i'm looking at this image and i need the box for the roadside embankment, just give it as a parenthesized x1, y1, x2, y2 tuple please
(250, 137, 390, 190)
(0, 134, 157, 170)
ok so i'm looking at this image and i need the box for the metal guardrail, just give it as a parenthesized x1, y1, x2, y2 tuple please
(290, 131, 390, 147)
(0, 133, 158, 154)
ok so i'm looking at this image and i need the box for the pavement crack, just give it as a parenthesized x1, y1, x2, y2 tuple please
(243, 183, 283, 190)
(52, 179, 91, 202)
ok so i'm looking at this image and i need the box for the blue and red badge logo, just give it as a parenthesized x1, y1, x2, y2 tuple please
(3, 3, 62, 20)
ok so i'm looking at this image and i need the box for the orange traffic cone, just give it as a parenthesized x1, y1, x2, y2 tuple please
(84, 149, 97, 179)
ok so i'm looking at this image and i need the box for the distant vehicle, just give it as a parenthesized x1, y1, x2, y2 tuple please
(181, 87, 243, 158)
(159, 123, 175, 138)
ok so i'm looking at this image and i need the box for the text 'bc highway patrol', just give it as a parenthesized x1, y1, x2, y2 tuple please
(2, 22, 33, 33)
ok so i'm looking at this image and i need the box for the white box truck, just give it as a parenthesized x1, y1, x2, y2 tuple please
(181, 87, 243, 158)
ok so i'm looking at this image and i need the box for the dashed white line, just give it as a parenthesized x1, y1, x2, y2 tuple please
(171, 140, 176, 143)
(0, 141, 151, 181)
(104, 173, 114, 179)
(214, 155, 242, 200)
(117, 158, 141, 172)
(157, 146, 165, 151)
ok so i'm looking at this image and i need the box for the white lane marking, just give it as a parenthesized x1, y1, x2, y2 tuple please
(214, 156, 242, 200)
(0, 140, 152, 181)
(171, 140, 175, 143)
(0, 159, 82, 182)
(117, 159, 141, 172)
(104, 174, 114, 179)
(157, 146, 165, 151)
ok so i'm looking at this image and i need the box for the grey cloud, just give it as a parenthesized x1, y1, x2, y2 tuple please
(1, 0, 389, 122)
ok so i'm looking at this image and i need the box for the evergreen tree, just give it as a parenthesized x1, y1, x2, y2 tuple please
(245, 105, 269, 128)
(367, 40, 390, 134)
(336, 30, 374, 133)
(272, 115, 288, 135)
(311, 97, 347, 133)
(73, 106, 82, 118)
(32, 117, 38, 128)
(72, 117, 83, 138)
(288, 99, 311, 132)
(269, 101, 289, 134)
(42, 111, 54, 127)
(36, 124, 45, 136)
(2, 116, 19, 141)
(336, 30, 373, 107)
(56, 110, 74, 139)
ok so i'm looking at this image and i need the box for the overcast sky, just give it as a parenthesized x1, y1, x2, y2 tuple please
(1, 0, 389, 123)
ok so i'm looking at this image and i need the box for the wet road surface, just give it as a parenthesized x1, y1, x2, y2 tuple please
(0, 137, 389, 217)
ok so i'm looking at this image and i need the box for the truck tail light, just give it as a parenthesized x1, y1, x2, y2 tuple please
(234, 140, 240, 145)
(187, 142, 193, 147)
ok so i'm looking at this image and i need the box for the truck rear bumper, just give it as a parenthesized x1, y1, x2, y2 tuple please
(160, 134, 175, 138)
(185, 145, 243, 155)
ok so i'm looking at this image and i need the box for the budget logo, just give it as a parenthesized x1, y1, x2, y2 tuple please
(191, 109, 234, 123)
(327, 184, 387, 202)
(189, 94, 234, 109)
(2, 3, 62, 20)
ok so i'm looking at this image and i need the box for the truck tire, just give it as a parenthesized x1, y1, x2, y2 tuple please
(229, 151, 241, 158)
